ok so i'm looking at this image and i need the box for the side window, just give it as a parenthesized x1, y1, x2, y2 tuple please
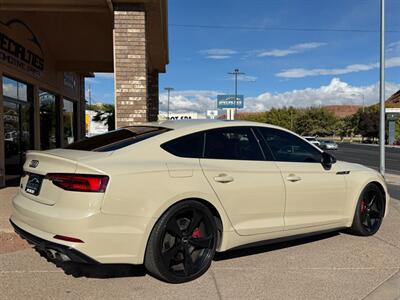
(161, 132, 204, 158)
(204, 127, 264, 161)
(258, 128, 322, 163)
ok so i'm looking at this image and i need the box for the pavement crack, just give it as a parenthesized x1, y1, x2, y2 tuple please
(209, 268, 222, 300)
(372, 235, 400, 251)
(360, 268, 400, 300)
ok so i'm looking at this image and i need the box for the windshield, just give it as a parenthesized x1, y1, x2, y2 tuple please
(65, 126, 170, 152)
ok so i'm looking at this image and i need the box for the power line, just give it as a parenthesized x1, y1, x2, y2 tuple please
(169, 23, 400, 34)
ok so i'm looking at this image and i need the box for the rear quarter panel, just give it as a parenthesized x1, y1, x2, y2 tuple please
(86, 144, 235, 259)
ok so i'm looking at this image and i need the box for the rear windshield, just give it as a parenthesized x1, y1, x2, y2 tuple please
(65, 126, 170, 152)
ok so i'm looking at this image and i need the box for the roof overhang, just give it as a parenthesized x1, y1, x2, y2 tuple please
(0, 0, 168, 73)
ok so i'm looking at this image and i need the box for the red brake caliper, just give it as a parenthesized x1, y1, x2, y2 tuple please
(360, 200, 366, 214)
(192, 228, 202, 238)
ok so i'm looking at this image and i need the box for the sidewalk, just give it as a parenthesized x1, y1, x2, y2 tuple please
(1, 186, 400, 299)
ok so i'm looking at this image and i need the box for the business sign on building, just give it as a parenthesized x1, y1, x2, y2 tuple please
(158, 112, 206, 121)
(217, 95, 244, 109)
(0, 19, 44, 77)
(385, 108, 400, 114)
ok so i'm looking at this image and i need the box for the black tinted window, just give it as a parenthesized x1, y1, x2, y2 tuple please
(204, 127, 264, 161)
(258, 128, 322, 163)
(65, 127, 169, 151)
(161, 132, 204, 158)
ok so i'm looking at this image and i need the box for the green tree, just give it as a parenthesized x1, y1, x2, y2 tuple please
(294, 107, 338, 136)
(93, 103, 115, 131)
(265, 107, 299, 130)
(352, 106, 379, 139)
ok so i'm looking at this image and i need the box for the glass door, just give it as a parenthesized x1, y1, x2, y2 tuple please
(3, 100, 32, 181)
(3, 77, 32, 183)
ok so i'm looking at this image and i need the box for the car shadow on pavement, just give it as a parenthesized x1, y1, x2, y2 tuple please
(32, 231, 339, 278)
(35, 248, 147, 279)
(214, 231, 339, 261)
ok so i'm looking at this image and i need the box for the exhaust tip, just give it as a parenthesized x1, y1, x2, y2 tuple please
(45, 248, 71, 262)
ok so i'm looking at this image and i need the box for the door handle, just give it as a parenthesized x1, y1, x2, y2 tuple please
(214, 174, 234, 183)
(286, 174, 302, 182)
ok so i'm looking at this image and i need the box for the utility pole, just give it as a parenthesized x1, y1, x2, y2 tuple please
(228, 68, 244, 119)
(88, 84, 92, 109)
(379, 0, 385, 176)
(88, 84, 92, 136)
(164, 87, 174, 120)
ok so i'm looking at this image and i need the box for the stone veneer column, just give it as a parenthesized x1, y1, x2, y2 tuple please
(147, 71, 159, 121)
(113, 8, 148, 127)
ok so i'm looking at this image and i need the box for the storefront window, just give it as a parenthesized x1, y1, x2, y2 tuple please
(63, 98, 75, 145)
(3, 76, 27, 101)
(39, 90, 58, 149)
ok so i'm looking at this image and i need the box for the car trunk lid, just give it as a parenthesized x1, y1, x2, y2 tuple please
(21, 150, 111, 205)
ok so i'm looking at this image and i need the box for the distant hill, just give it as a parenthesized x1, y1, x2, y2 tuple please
(324, 105, 361, 118)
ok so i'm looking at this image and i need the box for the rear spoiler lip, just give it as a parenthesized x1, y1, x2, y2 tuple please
(26, 149, 113, 162)
(24, 150, 111, 177)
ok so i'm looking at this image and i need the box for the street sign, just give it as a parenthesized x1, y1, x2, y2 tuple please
(217, 95, 244, 109)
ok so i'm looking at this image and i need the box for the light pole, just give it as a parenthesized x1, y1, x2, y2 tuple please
(379, 0, 385, 176)
(164, 87, 174, 119)
(228, 68, 245, 118)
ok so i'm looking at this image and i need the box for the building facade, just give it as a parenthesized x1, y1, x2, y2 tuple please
(0, 0, 169, 187)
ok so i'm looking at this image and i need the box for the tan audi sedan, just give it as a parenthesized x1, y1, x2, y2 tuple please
(11, 120, 389, 283)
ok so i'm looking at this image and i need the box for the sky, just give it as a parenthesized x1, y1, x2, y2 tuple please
(86, 0, 400, 114)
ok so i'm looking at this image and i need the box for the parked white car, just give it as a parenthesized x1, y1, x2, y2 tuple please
(303, 136, 321, 146)
(11, 120, 388, 283)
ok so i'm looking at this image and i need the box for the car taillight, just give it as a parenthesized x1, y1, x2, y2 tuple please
(45, 173, 109, 192)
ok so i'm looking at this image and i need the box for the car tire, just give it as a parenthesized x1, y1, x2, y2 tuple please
(144, 200, 218, 283)
(348, 183, 385, 236)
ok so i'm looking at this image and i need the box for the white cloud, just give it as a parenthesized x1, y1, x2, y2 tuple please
(206, 55, 231, 59)
(159, 90, 221, 113)
(244, 78, 400, 111)
(199, 48, 237, 59)
(160, 78, 400, 114)
(257, 42, 326, 57)
(388, 41, 400, 53)
(276, 56, 400, 78)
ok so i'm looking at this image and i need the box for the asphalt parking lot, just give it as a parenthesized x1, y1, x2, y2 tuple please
(1, 180, 400, 299)
(326, 143, 400, 199)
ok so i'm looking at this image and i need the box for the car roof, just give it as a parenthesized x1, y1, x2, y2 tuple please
(124, 119, 282, 131)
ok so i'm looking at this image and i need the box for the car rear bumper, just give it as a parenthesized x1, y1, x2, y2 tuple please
(11, 191, 155, 264)
(10, 219, 98, 264)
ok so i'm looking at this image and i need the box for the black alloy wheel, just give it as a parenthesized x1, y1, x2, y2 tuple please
(349, 183, 385, 236)
(145, 200, 218, 283)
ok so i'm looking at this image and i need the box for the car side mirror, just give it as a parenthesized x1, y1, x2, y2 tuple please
(321, 152, 336, 170)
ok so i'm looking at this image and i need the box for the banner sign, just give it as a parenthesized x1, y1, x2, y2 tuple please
(217, 95, 244, 109)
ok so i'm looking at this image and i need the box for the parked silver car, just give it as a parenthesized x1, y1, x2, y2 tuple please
(319, 140, 339, 150)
